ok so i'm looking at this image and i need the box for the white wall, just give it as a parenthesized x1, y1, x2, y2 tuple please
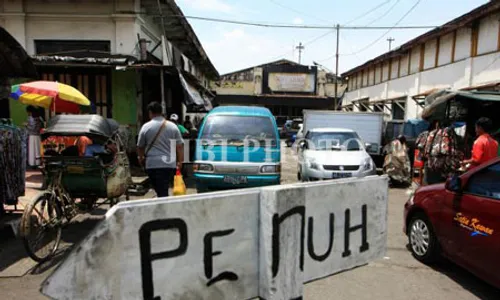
(455, 27, 471, 61)
(410, 48, 420, 74)
(368, 68, 374, 85)
(400, 54, 409, 76)
(24, 0, 115, 14)
(390, 59, 398, 80)
(472, 53, 500, 85)
(356, 73, 361, 89)
(419, 61, 464, 92)
(343, 11, 500, 121)
(423, 39, 437, 70)
(374, 65, 381, 84)
(344, 51, 500, 120)
(0, 1, 138, 55)
(438, 32, 453, 66)
(1, 0, 213, 84)
(477, 13, 499, 55)
(382, 62, 389, 81)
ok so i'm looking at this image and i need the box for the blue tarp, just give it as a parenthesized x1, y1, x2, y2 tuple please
(404, 119, 429, 137)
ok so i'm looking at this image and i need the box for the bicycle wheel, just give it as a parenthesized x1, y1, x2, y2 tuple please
(20, 192, 63, 262)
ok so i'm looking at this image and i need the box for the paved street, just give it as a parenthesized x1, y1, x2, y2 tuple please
(0, 145, 498, 299)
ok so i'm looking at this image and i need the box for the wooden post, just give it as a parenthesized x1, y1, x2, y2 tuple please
(451, 30, 457, 63)
(408, 49, 412, 74)
(435, 37, 440, 67)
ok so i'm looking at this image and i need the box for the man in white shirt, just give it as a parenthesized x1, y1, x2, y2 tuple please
(137, 102, 184, 197)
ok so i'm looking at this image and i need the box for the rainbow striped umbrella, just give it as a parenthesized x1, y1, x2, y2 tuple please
(10, 81, 90, 113)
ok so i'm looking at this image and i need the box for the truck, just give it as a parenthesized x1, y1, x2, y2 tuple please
(302, 110, 385, 157)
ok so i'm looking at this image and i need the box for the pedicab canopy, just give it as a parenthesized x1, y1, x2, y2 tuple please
(41, 114, 119, 141)
(421, 89, 500, 121)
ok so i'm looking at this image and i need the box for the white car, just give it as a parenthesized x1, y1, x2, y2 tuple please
(297, 128, 377, 181)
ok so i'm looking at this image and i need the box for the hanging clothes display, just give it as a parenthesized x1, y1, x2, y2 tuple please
(0, 120, 26, 206)
(417, 127, 464, 180)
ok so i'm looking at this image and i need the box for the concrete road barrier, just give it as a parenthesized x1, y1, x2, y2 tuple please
(41, 176, 389, 300)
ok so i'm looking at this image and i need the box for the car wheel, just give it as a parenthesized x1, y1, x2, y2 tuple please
(408, 213, 440, 264)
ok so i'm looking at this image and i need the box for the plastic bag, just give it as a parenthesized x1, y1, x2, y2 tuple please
(173, 168, 187, 196)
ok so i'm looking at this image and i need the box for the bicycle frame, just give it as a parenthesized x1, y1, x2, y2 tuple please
(43, 162, 77, 221)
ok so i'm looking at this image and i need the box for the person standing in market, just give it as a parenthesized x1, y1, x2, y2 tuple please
(169, 113, 189, 137)
(183, 115, 194, 131)
(137, 102, 184, 197)
(25, 105, 43, 168)
(462, 117, 498, 169)
(383, 135, 411, 186)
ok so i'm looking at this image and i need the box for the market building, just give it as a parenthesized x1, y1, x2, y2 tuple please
(0, 0, 218, 137)
(213, 59, 345, 125)
(341, 1, 500, 125)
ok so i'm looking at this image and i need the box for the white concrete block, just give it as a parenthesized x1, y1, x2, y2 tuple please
(259, 185, 305, 300)
(42, 190, 261, 300)
(302, 176, 388, 282)
(41, 176, 389, 300)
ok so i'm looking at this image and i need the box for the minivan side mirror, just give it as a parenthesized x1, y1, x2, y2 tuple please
(299, 140, 308, 150)
(446, 175, 462, 193)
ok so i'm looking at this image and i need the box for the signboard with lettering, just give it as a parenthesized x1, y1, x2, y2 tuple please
(41, 176, 388, 300)
(220, 81, 245, 89)
(268, 73, 316, 93)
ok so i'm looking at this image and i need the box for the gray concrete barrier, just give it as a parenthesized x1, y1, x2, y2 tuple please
(41, 176, 389, 300)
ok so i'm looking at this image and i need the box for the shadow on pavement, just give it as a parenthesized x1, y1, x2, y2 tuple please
(0, 208, 106, 277)
(430, 260, 499, 299)
(29, 248, 69, 275)
(404, 243, 499, 298)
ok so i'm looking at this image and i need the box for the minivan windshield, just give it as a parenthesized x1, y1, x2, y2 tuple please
(305, 131, 363, 151)
(201, 115, 277, 146)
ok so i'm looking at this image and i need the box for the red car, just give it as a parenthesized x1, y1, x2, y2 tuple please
(404, 157, 500, 288)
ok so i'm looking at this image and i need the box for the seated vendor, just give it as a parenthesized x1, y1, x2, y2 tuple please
(75, 136, 93, 156)
(462, 118, 499, 169)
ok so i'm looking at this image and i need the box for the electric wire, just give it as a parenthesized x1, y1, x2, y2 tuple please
(343, 0, 391, 26)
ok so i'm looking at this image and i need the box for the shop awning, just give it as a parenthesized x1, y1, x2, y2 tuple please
(178, 71, 214, 112)
(32, 51, 137, 68)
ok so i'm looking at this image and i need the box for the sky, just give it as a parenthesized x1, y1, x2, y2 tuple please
(175, 0, 489, 75)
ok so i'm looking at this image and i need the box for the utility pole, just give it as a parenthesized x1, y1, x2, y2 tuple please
(334, 24, 340, 110)
(387, 37, 395, 51)
(296, 42, 305, 64)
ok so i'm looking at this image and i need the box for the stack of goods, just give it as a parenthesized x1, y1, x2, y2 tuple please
(416, 127, 464, 178)
(42, 136, 77, 155)
(0, 120, 26, 207)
